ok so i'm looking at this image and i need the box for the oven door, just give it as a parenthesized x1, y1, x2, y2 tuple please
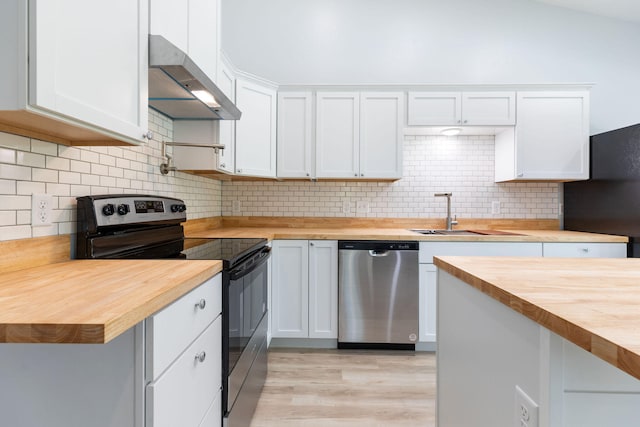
(223, 246, 270, 416)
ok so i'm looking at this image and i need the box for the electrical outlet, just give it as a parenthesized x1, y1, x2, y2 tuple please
(232, 200, 241, 215)
(342, 200, 351, 214)
(32, 194, 53, 227)
(491, 200, 501, 215)
(356, 201, 370, 214)
(515, 386, 538, 427)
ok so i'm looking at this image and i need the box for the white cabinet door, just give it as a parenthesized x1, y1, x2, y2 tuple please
(188, 0, 219, 82)
(407, 92, 461, 126)
(31, 0, 148, 143)
(496, 91, 590, 182)
(150, 0, 218, 82)
(217, 58, 235, 173)
(277, 92, 314, 178)
(149, 0, 188, 52)
(360, 92, 404, 179)
(235, 79, 277, 177)
(462, 92, 515, 125)
(271, 240, 309, 338)
(308, 240, 338, 339)
(408, 91, 515, 126)
(146, 318, 221, 427)
(543, 242, 626, 258)
(419, 263, 437, 343)
(316, 92, 360, 178)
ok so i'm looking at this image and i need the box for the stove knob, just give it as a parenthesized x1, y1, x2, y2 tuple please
(102, 204, 115, 216)
(117, 204, 130, 216)
(171, 204, 186, 213)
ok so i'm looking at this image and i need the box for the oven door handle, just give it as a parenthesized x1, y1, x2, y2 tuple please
(228, 246, 271, 280)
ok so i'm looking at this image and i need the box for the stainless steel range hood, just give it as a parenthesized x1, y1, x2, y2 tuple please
(148, 35, 241, 120)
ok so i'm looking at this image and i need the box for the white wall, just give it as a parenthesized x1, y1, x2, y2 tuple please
(221, 0, 640, 134)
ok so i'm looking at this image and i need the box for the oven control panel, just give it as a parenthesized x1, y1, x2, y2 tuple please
(85, 195, 187, 227)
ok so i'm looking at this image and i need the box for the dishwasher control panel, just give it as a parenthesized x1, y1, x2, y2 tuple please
(338, 241, 419, 250)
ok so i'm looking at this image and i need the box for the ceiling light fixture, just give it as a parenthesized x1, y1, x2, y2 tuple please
(441, 127, 462, 136)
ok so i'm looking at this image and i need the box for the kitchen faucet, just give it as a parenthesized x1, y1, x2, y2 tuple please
(434, 193, 458, 231)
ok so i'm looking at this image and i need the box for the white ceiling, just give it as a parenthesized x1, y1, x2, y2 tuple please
(533, 0, 640, 23)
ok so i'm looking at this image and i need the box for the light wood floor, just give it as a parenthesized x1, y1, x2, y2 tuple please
(250, 348, 436, 427)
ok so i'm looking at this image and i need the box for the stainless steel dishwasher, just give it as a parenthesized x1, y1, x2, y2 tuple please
(338, 240, 419, 350)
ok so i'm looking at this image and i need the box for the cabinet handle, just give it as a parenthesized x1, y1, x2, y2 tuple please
(360, 173, 364, 177)
(195, 299, 206, 310)
(306, 173, 310, 177)
(220, 163, 226, 168)
(457, 120, 461, 124)
(463, 120, 468, 124)
(310, 242, 314, 247)
(581, 248, 589, 253)
(517, 173, 524, 178)
(142, 131, 154, 140)
(237, 169, 242, 173)
(195, 351, 206, 363)
(354, 173, 358, 177)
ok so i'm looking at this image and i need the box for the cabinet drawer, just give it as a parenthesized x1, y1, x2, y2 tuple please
(146, 317, 222, 427)
(199, 390, 221, 427)
(146, 273, 222, 380)
(543, 243, 626, 258)
(419, 242, 542, 263)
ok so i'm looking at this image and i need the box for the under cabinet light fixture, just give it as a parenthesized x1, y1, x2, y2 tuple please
(441, 127, 462, 136)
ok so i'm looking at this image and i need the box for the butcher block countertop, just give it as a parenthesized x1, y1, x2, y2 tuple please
(434, 256, 640, 380)
(186, 227, 628, 243)
(0, 259, 222, 344)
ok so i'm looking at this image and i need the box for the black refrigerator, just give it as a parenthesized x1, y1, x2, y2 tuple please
(564, 123, 640, 257)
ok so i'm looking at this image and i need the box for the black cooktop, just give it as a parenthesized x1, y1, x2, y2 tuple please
(182, 238, 267, 267)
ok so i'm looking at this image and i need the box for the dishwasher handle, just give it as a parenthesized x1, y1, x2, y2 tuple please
(368, 249, 389, 257)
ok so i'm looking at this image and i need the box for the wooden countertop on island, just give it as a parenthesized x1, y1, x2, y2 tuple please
(433, 256, 640, 380)
(0, 259, 222, 344)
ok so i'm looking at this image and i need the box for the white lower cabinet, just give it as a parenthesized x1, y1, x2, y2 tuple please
(419, 242, 543, 344)
(146, 273, 222, 427)
(542, 242, 626, 258)
(271, 240, 338, 339)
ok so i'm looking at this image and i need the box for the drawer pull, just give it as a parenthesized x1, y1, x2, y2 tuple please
(195, 351, 207, 363)
(195, 299, 206, 310)
(581, 248, 589, 253)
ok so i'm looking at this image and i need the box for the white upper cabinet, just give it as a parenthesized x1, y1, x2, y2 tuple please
(235, 78, 277, 177)
(408, 91, 515, 126)
(315, 91, 403, 179)
(0, 0, 149, 146)
(360, 92, 404, 179)
(150, 0, 219, 81)
(316, 92, 361, 178)
(277, 92, 314, 178)
(216, 56, 236, 174)
(495, 91, 589, 182)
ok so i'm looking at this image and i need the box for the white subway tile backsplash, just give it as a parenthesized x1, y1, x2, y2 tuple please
(31, 140, 58, 156)
(16, 181, 46, 195)
(0, 164, 31, 181)
(0, 148, 16, 164)
(0, 109, 221, 241)
(222, 136, 559, 219)
(16, 151, 46, 168)
(0, 133, 30, 150)
(32, 168, 58, 183)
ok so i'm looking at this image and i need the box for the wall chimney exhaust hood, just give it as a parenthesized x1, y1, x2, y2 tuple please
(148, 35, 241, 120)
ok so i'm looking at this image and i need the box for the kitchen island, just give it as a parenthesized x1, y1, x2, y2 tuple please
(434, 256, 640, 427)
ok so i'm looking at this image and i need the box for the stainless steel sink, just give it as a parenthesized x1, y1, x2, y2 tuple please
(409, 229, 482, 236)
